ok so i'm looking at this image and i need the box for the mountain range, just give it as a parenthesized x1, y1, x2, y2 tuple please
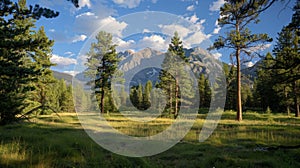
(53, 47, 261, 87)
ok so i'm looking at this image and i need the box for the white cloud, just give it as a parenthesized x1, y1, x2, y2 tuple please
(74, 2, 117, 35)
(209, 0, 225, 12)
(63, 71, 80, 76)
(138, 35, 168, 51)
(185, 31, 211, 48)
(49, 29, 55, 32)
(75, 12, 96, 18)
(71, 34, 87, 43)
(213, 24, 221, 34)
(211, 52, 222, 59)
(64, 51, 75, 57)
(186, 5, 195, 11)
(114, 37, 136, 52)
(158, 15, 211, 49)
(152, 0, 158, 3)
(199, 19, 206, 24)
(75, 14, 127, 37)
(188, 14, 199, 23)
(51, 54, 77, 66)
(98, 16, 128, 37)
(143, 29, 151, 33)
(112, 0, 142, 8)
(248, 44, 272, 52)
(244, 62, 254, 67)
(114, 35, 169, 52)
(159, 24, 191, 38)
(78, 0, 92, 9)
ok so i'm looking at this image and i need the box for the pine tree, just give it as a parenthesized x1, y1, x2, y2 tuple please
(209, 0, 273, 121)
(0, 0, 59, 124)
(85, 31, 119, 113)
(158, 32, 194, 119)
(143, 80, 153, 110)
(272, 6, 300, 116)
(254, 53, 281, 112)
(137, 83, 144, 110)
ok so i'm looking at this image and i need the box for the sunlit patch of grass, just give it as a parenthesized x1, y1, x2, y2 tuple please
(1, 111, 300, 167)
(0, 137, 26, 166)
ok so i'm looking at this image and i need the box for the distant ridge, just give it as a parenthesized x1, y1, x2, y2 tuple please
(52, 71, 73, 84)
(74, 47, 261, 87)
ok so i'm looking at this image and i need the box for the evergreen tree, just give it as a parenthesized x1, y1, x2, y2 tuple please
(73, 84, 91, 112)
(158, 32, 194, 119)
(198, 74, 206, 108)
(209, 0, 273, 121)
(272, 15, 299, 116)
(0, 0, 60, 124)
(143, 80, 153, 110)
(203, 77, 212, 108)
(254, 53, 281, 112)
(224, 65, 237, 110)
(85, 31, 119, 114)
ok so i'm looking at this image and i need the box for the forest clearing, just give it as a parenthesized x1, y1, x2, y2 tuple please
(1, 111, 300, 167)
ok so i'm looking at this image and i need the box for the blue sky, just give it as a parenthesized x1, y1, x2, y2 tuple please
(25, 0, 296, 75)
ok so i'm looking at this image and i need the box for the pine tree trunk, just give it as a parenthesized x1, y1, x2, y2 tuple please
(174, 78, 179, 119)
(100, 90, 105, 113)
(169, 84, 173, 116)
(236, 49, 243, 121)
(293, 81, 299, 117)
(235, 21, 243, 121)
(284, 86, 290, 116)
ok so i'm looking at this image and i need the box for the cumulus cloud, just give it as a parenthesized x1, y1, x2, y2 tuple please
(211, 52, 222, 59)
(159, 24, 191, 39)
(158, 15, 211, 49)
(189, 14, 199, 23)
(78, 0, 92, 9)
(243, 61, 255, 68)
(112, 0, 142, 8)
(74, 1, 117, 35)
(98, 16, 128, 37)
(213, 20, 221, 34)
(247, 44, 272, 52)
(143, 29, 151, 33)
(71, 34, 87, 43)
(185, 32, 211, 48)
(51, 54, 77, 66)
(186, 5, 195, 11)
(114, 34, 169, 52)
(114, 37, 136, 51)
(75, 14, 127, 37)
(139, 35, 168, 51)
(209, 0, 225, 12)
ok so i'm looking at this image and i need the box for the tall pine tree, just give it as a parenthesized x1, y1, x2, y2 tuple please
(0, 0, 58, 124)
(158, 32, 194, 119)
(209, 0, 273, 121)
(85, 31, 119, 113)
(272, 3, 300, 116)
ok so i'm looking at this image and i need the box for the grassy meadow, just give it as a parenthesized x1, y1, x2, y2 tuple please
(1, 111, 300, 167)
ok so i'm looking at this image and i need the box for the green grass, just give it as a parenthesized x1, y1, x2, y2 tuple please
(1, 111, 300, 167)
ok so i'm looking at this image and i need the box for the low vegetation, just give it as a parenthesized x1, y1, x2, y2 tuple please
(1, 111, 300, 167)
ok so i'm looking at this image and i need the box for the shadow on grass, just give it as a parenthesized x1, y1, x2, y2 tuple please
(0, 121, 152, 168)
(1, 112, 300, 167)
